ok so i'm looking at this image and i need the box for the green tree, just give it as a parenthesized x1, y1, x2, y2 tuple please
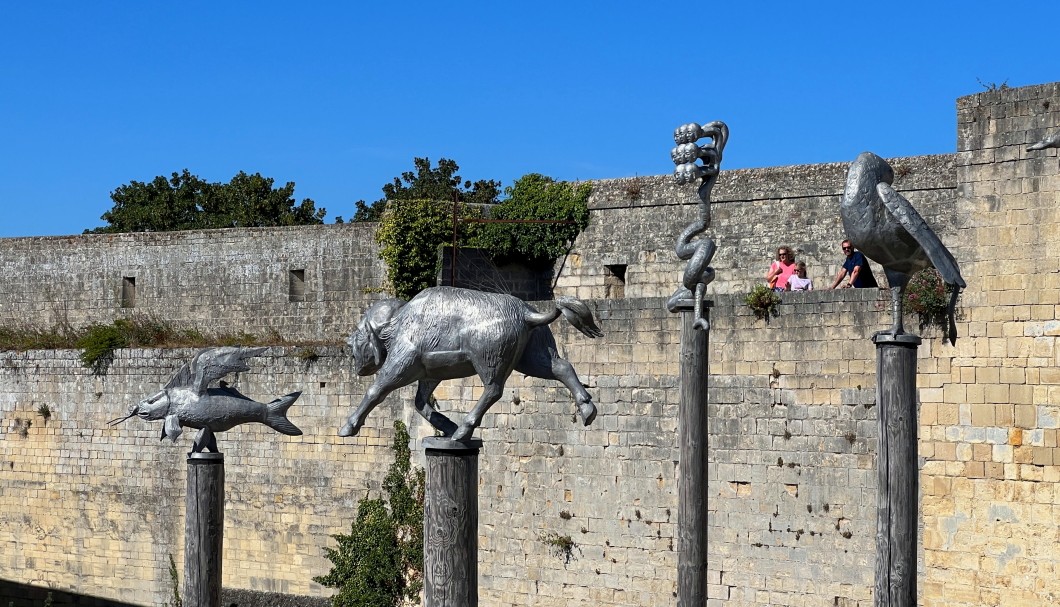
(375, 198, 482, 300)
(87, 170, 325, 233)
(315, 421, 424, 606)
(472, 173, 591, 267)
(352, 157, 500, 221)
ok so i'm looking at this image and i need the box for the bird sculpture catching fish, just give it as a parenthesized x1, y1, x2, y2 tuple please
(109, 346, 302, 453)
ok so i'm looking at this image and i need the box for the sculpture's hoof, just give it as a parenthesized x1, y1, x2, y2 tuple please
(693, 318, 710, 331)
(578, 401, 597, 426)
(452, 424, 476, 441)
(338, 421, 361, 437)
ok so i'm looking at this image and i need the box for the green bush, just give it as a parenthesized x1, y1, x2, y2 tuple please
(903, 268, 959, 336)
(376, 199, 482, 300)
(315, 421, 424, 606)
(744, 284, 781, 321)
(472, 174, 591, 267)
(76, 323, 129, 376)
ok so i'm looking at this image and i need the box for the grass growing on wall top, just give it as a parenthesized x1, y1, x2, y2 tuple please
(0, 314, 340, 376)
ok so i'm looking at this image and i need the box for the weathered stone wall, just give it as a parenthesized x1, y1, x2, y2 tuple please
(0, 291, 894, 607)
(557, 154, 959, 300)
(1, 80, 1060, 607)
(0, 224, 385, 342)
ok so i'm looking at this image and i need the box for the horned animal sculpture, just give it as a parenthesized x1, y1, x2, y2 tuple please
(340, 286, 603, 441)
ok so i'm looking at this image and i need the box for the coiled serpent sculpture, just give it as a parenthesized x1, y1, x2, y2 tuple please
(666, 121, 728, 330)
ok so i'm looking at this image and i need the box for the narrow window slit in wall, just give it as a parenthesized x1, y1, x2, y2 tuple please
(121, 277, 136, 308)
(289, 269, 306, 302)
(604, 264, 627, 299)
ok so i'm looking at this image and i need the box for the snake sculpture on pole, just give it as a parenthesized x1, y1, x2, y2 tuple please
(666, 121, 728, 329)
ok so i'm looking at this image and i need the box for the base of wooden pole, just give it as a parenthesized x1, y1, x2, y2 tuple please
(423, 437, 482, 607)
(185, 452, 224, 607)
(872, 333, 920, 607)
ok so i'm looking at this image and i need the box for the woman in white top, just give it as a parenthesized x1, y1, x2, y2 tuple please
(788, 261, 813, 291)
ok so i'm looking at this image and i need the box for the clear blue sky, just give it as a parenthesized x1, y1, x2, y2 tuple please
(1, 2, 1056, 238)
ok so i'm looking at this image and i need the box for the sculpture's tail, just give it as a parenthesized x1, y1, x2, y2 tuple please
(265, 391, 303, 436)
(555, 297, 603, 338)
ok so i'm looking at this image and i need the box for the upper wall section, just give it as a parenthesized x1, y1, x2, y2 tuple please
(556, 154, 958, 299)
(0, 224, 385, 341)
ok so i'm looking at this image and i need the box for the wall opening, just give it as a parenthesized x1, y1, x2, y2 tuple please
(289, 269, 306, 302)
(604, 264, 627, 299)
(121, 276, 136, 308)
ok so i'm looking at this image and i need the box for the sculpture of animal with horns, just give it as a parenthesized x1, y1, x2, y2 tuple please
(340, 286, 603, 441)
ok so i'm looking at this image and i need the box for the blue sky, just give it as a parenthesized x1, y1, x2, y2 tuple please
(1, 2, 1056, 238)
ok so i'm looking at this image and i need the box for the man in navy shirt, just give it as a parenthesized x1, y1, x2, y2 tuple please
(828, 239, 878, 289)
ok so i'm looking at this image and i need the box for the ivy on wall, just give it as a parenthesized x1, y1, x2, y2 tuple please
(375, 174, 591, 300)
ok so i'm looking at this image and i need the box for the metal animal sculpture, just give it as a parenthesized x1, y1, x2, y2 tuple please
(109, 346, 302, 452)
(667, 121, 728, 329)
(1028, 131, 1060, 151)
(341, 286, 603, 441)
(841, 152, 966, 343)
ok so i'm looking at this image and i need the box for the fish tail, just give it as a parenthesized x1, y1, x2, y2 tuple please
(266, 391, 303, 436)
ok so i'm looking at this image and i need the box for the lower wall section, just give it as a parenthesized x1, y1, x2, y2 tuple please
(1, 292, 1056, 606)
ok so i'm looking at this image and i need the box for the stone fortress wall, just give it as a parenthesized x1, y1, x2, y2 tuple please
(0, 80, 1059, 606)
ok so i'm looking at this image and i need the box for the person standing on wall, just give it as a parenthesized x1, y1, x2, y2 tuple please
(765, 246, 797, 292)
(827, 239, 878, 289)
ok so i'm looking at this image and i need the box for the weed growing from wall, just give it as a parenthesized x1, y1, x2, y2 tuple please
(315, 421, 424, 606)
(903, 268, 960, 337)
(744, 285, 781, 321)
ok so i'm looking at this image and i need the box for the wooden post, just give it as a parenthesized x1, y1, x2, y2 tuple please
(677, 304, 710, 606)
(872, 333, 920, 607)
(185, 452, 224, 607)
(423, 436, 482, 607)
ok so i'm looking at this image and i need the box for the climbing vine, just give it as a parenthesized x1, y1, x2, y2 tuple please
(376, 174, 591, 300)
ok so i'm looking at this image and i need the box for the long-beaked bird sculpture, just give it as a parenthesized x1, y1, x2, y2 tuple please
(109, 346, 302, 453)
(840, 152, 966, 344)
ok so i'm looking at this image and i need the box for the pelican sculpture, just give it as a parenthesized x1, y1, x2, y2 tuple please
(840, 152, 966, 344)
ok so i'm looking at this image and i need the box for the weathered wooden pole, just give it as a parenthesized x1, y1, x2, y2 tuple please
(185, 452, 224, 607)
(422, 436, 482, 607)
(677, 303, 710, 607)
(872, 334, 920, 607)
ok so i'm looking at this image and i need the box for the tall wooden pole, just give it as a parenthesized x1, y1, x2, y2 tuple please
(185, 452, 224, 607)
(423, 436, 482, 607)
(872, 334, 920, 607)
(677, 305, 710, 606)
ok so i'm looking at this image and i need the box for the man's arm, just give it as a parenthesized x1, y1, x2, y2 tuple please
(848, 264, 862, 287)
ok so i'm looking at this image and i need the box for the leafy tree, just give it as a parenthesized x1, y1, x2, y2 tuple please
(352, 157, 500, 221)
(472, 173, 591, 267)
(375, 198, 482, 300)
(87, 170, 325, 233)
(315, 421, 424, 606)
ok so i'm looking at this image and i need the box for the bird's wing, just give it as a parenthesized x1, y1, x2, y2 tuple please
(189, 346, 268, 395)
(876, 182, 966, 288)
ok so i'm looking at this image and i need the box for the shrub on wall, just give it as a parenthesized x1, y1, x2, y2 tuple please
(375, 199, 482, 300)
(903, 268, 959, 336)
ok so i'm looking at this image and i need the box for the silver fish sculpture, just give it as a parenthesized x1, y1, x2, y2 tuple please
(110, 346, 302, 453)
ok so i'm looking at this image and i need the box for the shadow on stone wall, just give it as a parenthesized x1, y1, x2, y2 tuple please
(0, 580, 142, 607)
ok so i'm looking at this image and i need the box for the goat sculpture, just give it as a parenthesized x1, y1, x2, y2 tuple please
(340, 286, 603, 441)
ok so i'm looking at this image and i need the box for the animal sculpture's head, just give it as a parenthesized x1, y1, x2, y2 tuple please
(132, 389, 172, 421)
(109, 388, 172, 428)
(348, 298, 406, 376)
